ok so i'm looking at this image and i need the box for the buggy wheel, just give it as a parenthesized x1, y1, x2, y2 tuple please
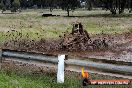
(81, 78, 91, 86)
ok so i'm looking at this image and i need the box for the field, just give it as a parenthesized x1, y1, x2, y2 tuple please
(0, 9, 132, 88)
(0, 9, 132, 43)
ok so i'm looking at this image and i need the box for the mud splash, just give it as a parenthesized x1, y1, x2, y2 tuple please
(1, 28, 132, 62)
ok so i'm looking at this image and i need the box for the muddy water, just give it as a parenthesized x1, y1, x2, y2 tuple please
(68, 43, 132, 63)
(116, 43, 132, 62)
(69, 51, 132, 63)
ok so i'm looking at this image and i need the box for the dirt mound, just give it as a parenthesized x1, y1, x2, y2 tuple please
(59, 23, 108, 51)
(3, 39, 60, 53)
(59, 32, 108, 51)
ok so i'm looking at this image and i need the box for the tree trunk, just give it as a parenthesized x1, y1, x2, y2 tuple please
(109, 0, 116, 15)
(88, 0, 92, 11)
(129, 0, 132, 13)
(67, 9, 70, 17)
(50, 7, 53, 12)
(119, 0, 126, 14)
(67, 5, 70, 17)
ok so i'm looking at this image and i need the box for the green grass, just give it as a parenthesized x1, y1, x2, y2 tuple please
(0, 9, 131, 45)
(0, 9, 131, 41)
(0, 71, 131, 88)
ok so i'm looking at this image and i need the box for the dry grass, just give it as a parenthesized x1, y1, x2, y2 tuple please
(0, 9, 131, 41)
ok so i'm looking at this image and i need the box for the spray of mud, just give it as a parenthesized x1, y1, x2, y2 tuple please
(1, 23, 132, 54)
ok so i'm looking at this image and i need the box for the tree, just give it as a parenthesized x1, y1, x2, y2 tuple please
(5, 0, 11, 9)
(129, 0, 132, 13)
(33, 0, 42, 8)
(85, 0, 93, 10)
(20, 0, 28, 9)
(101, 0, 127, 14)
(49, 0, 55, 12)
(11, 0, 20, 12)
(0, 0, 6, 13)
(60, 0, 80, 16)
(39, 0, 58, 12)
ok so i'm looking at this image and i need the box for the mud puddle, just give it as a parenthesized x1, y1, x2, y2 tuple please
(68, 41, 132, 63)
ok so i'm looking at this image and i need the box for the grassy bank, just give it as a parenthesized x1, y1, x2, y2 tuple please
(0, 71, 131, 88)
